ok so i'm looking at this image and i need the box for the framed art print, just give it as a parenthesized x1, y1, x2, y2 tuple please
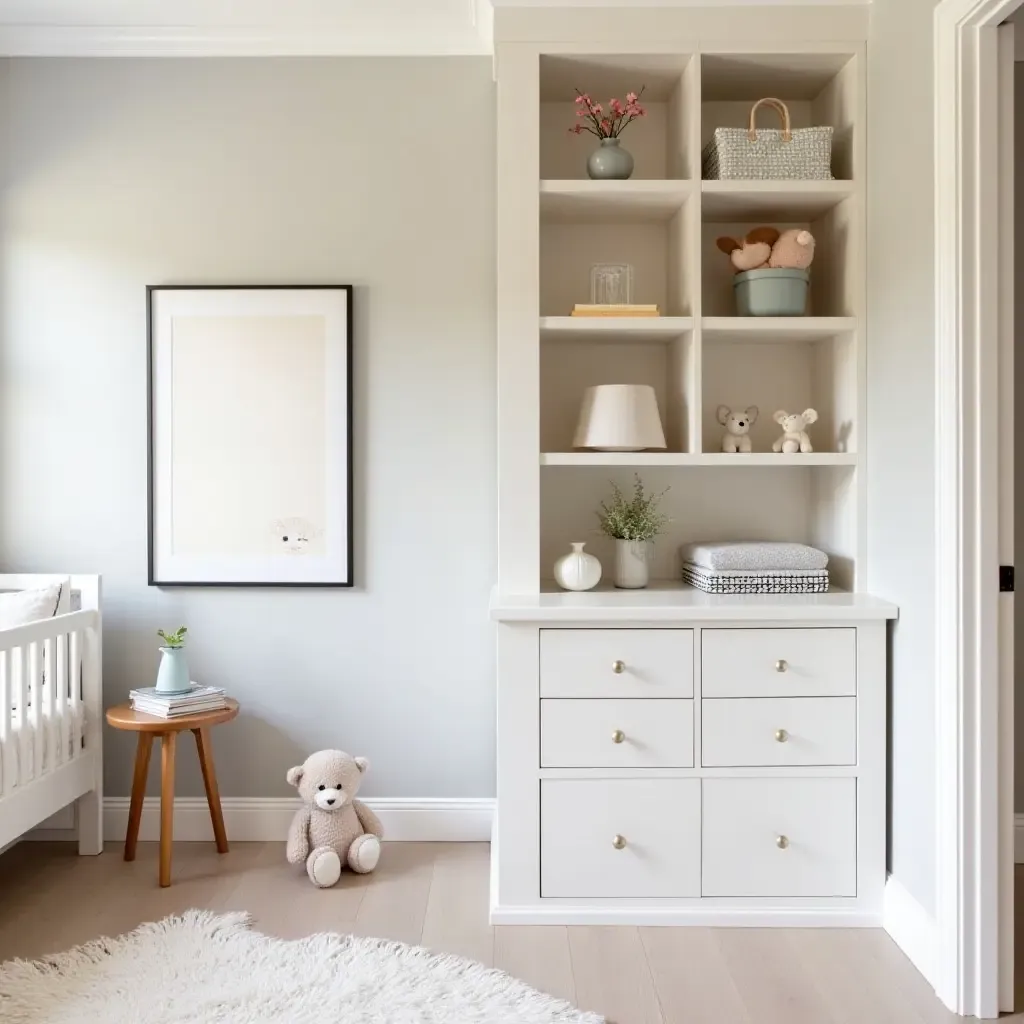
(148, 285, 353, 587)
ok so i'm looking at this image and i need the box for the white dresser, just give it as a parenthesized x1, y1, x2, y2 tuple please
(491, 592, 897, 926)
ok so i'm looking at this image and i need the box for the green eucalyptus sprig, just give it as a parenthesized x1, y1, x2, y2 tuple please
(597, 475, 670, 542)
(157, 626, 188, 649)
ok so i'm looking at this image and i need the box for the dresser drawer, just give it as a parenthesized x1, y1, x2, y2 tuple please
(702, 628, 856, 697)
(702, 778, 856, 897)
(541, 779, 701, 898)
(540, 629, 693, 698)
(541, 699, 694, 768)
(701, 697, 856, 767)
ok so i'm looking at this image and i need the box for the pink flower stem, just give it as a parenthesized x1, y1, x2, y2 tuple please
(575, 87, 608, 137)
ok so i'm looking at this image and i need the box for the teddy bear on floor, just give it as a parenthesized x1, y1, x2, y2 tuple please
(286, 749, 384, 888)
(717, 405, 758, 453)
(716, 227, 816, 272)
(772, 408, 819, 454)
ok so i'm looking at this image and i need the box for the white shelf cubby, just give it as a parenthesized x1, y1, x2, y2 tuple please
(700, 52, 859, 181)
(539, 53, 699, 180)
(539, 464, 858, 591)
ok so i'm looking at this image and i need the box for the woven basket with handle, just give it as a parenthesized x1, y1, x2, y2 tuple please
(702, 97, 833, 180)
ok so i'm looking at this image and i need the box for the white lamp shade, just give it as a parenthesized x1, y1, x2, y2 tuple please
(572, 384, 667, 451)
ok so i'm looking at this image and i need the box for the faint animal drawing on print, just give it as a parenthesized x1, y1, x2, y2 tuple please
(272, 518, 322, 555)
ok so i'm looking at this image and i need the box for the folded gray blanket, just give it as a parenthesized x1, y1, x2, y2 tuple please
(679, 541, 828, 572)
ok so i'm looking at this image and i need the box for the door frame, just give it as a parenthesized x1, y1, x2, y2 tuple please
(934, 0, 1017, 1016)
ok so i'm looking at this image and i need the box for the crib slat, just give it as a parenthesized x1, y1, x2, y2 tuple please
(56, 632, 68, 767)
(43, 637, 55, 775)
(29, 641, 42, 781)
(15, 644, 27, 786)
(69, 630, 81, 759)
(0, 649, 9, 797)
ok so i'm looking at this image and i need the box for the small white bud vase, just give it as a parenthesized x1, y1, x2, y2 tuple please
(614, 539, 650, 589)
(553, 542, 602, 592)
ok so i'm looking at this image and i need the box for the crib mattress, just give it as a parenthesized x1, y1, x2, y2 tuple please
(1, 705, 85, 792)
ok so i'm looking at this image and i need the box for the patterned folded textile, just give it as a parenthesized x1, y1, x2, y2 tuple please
(682, 562, 829, 595)
(679, 541, 828, 572)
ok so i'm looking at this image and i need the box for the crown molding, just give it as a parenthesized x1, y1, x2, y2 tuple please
(0, 0, 870, 56)
(0, 0, 493, 56)
(0, 25, 491, 57)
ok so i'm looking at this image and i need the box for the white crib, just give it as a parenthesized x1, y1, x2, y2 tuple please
(0, 575, 102, 853)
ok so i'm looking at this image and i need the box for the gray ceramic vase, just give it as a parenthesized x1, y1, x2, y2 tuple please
(587, 138, 635, 180)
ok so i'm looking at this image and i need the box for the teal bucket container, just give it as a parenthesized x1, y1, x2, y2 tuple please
(733, 268, 810, 316)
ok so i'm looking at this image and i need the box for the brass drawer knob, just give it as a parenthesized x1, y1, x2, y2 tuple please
(775, 728, 789, 743)
(776, 835, 790, 850)
(611, 729, 626, 744)
(775, 659, 788, 673)
(612, 660, 625, 674)
(612, 834, 627, 850)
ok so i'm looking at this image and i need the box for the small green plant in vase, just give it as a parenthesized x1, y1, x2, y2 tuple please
(155, 626, 191, 695)
(597, 475, 670, 589)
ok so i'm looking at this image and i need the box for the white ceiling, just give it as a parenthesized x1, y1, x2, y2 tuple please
(0, 0, 870, 57)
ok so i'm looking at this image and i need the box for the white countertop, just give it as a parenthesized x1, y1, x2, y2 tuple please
(490, 582, 899, 623)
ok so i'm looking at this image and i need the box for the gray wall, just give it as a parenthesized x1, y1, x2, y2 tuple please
(867, 0, 939, 912)
(0, 58, 497, 800)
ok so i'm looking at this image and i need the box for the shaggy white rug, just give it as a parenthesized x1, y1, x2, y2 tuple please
(0, 911, 602, 1023)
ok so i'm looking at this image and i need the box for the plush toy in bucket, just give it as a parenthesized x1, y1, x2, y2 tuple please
(716, 227, 815, 316)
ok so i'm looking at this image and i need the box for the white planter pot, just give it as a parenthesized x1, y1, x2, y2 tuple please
(614, 539, 650, 589)
(553, 542, 602, 591)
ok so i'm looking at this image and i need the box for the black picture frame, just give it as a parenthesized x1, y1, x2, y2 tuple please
(147, 284, 354, 588)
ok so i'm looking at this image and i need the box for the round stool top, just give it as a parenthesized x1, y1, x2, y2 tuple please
(105, 698, 239, 733)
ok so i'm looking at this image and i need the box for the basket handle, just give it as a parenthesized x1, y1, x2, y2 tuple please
(747, 97, 792, 143)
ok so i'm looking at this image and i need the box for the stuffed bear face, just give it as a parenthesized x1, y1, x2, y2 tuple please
(773, 408, 819, 434)
(717, 405, 758, 435)
(287, 749, 369, 813)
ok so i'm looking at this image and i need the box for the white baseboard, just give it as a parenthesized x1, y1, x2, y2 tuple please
(28, 797, 494, 844)
(883, 874, 936, 990)
(489, 904, 882, 927)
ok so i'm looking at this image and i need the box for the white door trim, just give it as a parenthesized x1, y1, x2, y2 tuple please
(934, 0, 1019, 1016)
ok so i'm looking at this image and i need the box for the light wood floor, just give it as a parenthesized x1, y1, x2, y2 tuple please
(0, 840, 1012, 1022)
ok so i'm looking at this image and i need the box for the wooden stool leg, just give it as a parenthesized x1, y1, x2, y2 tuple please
(125, 733, 153, 862)
(193, 727, 228, 854)
(159, 731, 177, 887)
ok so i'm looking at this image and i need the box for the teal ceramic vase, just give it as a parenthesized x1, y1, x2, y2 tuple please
(587, 138, 635, 180)
(156, 646, 190, 695)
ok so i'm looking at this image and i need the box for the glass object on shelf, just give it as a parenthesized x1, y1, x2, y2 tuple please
(590, 263, 634, 306)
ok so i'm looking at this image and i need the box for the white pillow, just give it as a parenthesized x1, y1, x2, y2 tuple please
(0, 584, 63, 630)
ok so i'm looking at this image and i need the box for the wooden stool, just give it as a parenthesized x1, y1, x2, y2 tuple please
(105, 699, 239, 887)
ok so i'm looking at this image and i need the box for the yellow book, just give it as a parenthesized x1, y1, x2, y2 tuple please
(571, 309, 661, 317)
(571, 303, 660, 317)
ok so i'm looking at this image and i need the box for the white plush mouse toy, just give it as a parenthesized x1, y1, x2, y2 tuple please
(717, 405, 758, 453)
(772, 408, 818, 454)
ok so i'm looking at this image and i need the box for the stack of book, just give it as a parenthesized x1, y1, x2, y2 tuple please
(571, 303, 660, 317)
(130, 684, 228, 718)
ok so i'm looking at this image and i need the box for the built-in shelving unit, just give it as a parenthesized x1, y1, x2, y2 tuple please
(491, 12, 895, 934)
(493, 19, 892, 932)
(522, 45, 866, 592)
